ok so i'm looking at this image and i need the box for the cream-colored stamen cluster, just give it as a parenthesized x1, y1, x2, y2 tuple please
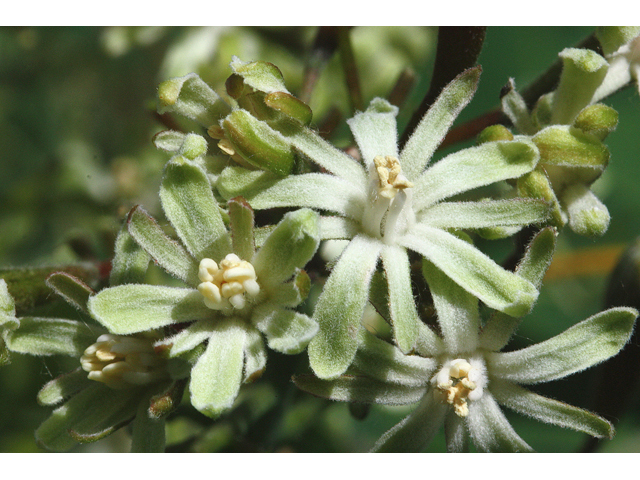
(374, 155, 413, 199)
(198, 254, 260, 310)
(432, 359, 485, 417)
(80, 334, 168, 390)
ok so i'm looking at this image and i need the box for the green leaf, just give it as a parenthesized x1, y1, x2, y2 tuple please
(228, 197, 255, 261)
(466, 393, 533, 452)
(371, 392, 447, 452)
(37, 369, 93, 406)
(160, 157, 230, 262)
(419, 198, 550, 230)
(486, 307, 638, 384)
(189, 319, 246, 418)
(293, 374, 426, 406)
(401, 225, 538, 317)
(401, 66, 481, 180)
(89, 285, 211, 335)
(252, 208, 320, 290)
(109, 222, 150, 286)
(380, 245, 419, 353)
(412, 139, 540, 212)
(46, 272, 94, 314)
(491, 379, 614, 439)
(6, 317, 100, 356)
(308, 234, 382, 379)
(347, 97, 399, 167)
(127, 205, 197, 284)
(252, 304, 317, 355)
(352, 329, 436, 387)
(35, 383, 140, 451)
(552, 48, 609, 125)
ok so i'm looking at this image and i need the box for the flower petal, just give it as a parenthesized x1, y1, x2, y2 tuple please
(252, 303, 318, 355)
(466, 392, 534, 452)
(380, 245, 419, 353)
(308, 234, 382, 379)
(318, 215, 359, 241)
(445, 411, 469, 453)
(413, 139, 539, 212)
(487, 307, 638, 384)
(160, 157, 231, 261)
(401, 66, 481, 180)
(228, 197, 256, 261)
(46, 272, 94, 314)
(347, 98, 399, 168)
(421, 259, 481, 353)
(293, 374, 426, 406)
(419, 198, 550, 230)
(490, 378, 614, 439)
(243, 327, 267, 382)
(370, 390, 447, 452)
(156, 318, 214, 357)
(5, 317, 101, 356)
(89, 285, 211, 335)
(189, 319, 246, 418)
(109, 222, 150, 286)
(37, 368, 93, 406)
(400, 225, 538, 317)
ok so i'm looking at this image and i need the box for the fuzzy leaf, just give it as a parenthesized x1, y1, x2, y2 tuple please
(109, 222, 150, 286)
(228, 197, 255, 261)
(401, 225, 538, 317)
(131, 400, 166, 452)
(500, 78, 536, 135)
(190, 319, 245, 418)
(252, 208, 320, 290)
(486, 307, 638, 384)
(401, 66, 481, 179)
(413, 139, 540, 212)
(242, 327, 267, 382)
(89, 285, 211, 335)
(0, 278, 17, 329)
(6, 317, 100, 356)
(268, 269, 311, 307)
(347, 97, 399, 168)
(37, 369, 94, 406)
(127, 205, 197, 284)
(252, 304, 317, 355)
(46, 272, 94, 314)
(308, 234, 382, 379)
(160, 157, 230, 262)
(293, 374, 426, 406)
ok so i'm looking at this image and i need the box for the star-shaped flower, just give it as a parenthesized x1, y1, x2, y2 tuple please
(219, 67, 548, 379)
(295, 228, 638, 452)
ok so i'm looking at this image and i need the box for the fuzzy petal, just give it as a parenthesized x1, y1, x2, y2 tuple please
(252, 303, 318, 355)
(347, 98, 399, 168)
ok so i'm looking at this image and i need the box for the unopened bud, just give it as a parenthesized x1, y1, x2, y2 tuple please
(573, 104, 619, 141)
(179, 133, 208, 160)
(477, 125, 514, 145)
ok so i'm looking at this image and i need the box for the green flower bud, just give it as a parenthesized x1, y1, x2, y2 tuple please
(229, 56, 289, 95)
(477, 125, 514, 145)
(153, 130, 185, 153)
(179, 133, 208, 160)
(531, 93, 553, 130)
(264, 92, 313, 126)
(516, 169, 566, 228)
(573, 104, 619, 140)
(222, 110, 296, 177)
(562, 183, 610, 236)
(596, 26, 640, 56)
(158, 73, 230, 127)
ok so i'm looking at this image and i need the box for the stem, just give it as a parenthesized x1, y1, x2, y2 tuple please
(337, 26, 364, 114)
(300, 27, 340, 104)
(388, 68, 417, 108)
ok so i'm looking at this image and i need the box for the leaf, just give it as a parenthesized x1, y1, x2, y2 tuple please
(252, 303, 318, 355)
(109, 222, 150, 286)
(228, 197, 255, 261)
(6, 317, 100, 356)
(46, 272, 94, 314)
(37, 368, 93, 406)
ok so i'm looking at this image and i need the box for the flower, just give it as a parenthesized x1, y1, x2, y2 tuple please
(593, 27, 640, 102)
(2, 268, 184, 452)
(218, 66, 548, 379)
(294, 228, 638, 452)
(88, 152, 320, 418)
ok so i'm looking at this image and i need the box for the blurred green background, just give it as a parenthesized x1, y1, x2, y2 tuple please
(1, 26, 639, 452)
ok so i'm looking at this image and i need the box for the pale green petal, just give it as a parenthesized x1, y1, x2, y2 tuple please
(562, 184, 610, 236)
(380, 245, 419, 353)
(127, 205, 198, 285)
(419, 199, 550, 230)
(37, 369, 93, 406)
(293, 374, 426, 406)
(445, 412, 469, 453)
(466, 392, 534, 452)
(6, 317, 101, 356)
(89, 285, 211, 335)
(352, 329, 436, 387)
(401, 66, 481, 180)
(109, 222, 150, 286)
(480, 227, 557, 351)
(487, 307, 638, 384)
(189, 319, 245, 418)
(156, 318, 214, 357)
(500, 78, 536, 135)
(347, 98, 399, 168)
(400, 225, 538, 317)
(45, 272, 94, 314)
(243, 327, 267, 382)
(413, 139, 539, 212)
(0, 279, 17, 327)
(228, 197, 255, 261)
(318, 215, 359, 241)
(252, 208, 320, 289)
(160, 157, 230, 261)
(422, 259, 481, 353)
(371, 391, 448, 452)
(415, 321, 445, 358)
(491, 378, 613, 439)
(252, 303, 318, 355)
(308, 234, 382, 379)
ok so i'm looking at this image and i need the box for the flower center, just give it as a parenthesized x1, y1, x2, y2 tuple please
(374, 155, 413, 199)
(198, 254, 260, 310)
(432, 358, 486, 417)
(80, 334, 168, 390)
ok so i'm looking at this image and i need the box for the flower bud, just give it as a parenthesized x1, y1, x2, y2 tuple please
(158, 73, 230, 127)
(516, 169, 566, 228)
(573, 104, 619, 141)
(477, 125, 514, 145)
(222, 109, 296, 177)
(179, 133, 208, 160)
(562, 183, 610, 236)
(596, 26, 640, 56)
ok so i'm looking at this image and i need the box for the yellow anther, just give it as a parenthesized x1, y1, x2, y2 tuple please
(198, 254, 260, 310)
(433, 359, 483, 418)
(373, 155, 413, 199)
